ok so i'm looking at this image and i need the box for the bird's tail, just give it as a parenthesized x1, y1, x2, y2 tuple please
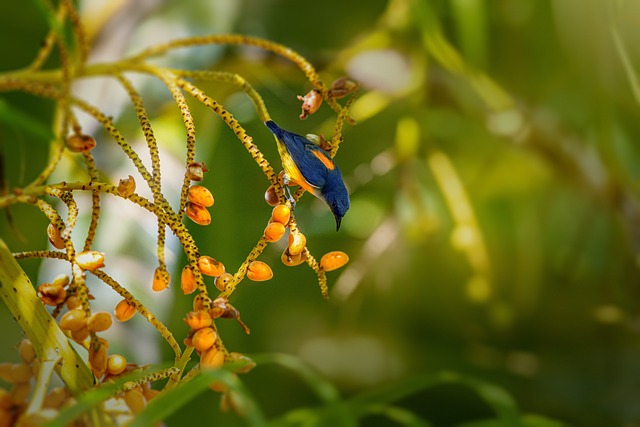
(264, 120, 283, 138)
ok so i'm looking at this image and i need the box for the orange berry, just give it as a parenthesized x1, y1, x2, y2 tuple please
(281, 247, 307, 267)
(88, 312, 113, 332)
(11, 382, 31, 405)
(60, 308, 86, 332)
(193, 294, 211, 312)
(75, 250, 105, 271)
(186, 161, 208, 181)
(66, 134, 96, 153)
(114, 299, 136, 322)
(152, 267, 170, 292)
(319, 251, 349, 271)
(297, 89, 323, 119)
(200, 347, 225, 370)
(0, 364, 11, 382)
(247, 261, 273, 282)
(188, 185, 214, 207)
(47, 223, 65, 249)
(37, 282, 66, 306)
(184, 311, 212, 330)
(264, 185, 279, 206)
(198, 256, 225, 277)
(66, 295, 81, 309)
(271, 204, 291, 225)
(123, 389, 146, 414)
(287, 232, 306, 256)
(106, 354, 127, 376)
(181, 265, 197, 295)
(18, 339, 36, 365)
(143, 389, 160, 401)
(215, 273, 233, 292)
(51, 274, 70, 288)
(192, 327, 217, 352)
(10, 364, 32, 383)
(117, 175, 136, 198)
(71, 326, 90, 343)
(264, 222, 285, 242)
(88, 338, 109, 379)
(43, 387, 67, 409)
(185, 202, 211, 226)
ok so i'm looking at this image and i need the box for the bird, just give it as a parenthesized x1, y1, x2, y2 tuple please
(265, 120, 350, 231)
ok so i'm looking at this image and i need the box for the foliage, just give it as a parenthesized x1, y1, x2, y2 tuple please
(2, 0, 640, 426)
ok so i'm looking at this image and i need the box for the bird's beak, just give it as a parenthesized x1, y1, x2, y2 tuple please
(334, 215, 342, 231)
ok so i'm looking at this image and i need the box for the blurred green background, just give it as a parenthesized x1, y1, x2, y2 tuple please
(2, 0, 640, 426)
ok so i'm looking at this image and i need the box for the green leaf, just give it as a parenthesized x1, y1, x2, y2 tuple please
(130, 364, 266, 427)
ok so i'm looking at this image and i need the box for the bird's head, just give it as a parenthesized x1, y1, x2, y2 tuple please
(321, 175, 350, 231)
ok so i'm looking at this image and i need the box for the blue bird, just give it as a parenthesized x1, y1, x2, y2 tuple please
(265, 120, 350, 231)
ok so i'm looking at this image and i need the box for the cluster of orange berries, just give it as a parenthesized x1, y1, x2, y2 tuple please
(184, 296, 254, 377)
(0, 339, 64, 427)
(0, 338, 158, 426)
(185, 162, 214, 226)
(36, 267, 136, 383)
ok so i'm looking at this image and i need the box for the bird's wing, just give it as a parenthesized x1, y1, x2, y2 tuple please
(282, 133, 336, 189)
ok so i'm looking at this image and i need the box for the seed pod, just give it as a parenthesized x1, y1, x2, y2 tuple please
(198, 256, 225, 277)
(319, 251, 349, 271)
(329, 77, 358, 99)
(124, 389, 146, 414)
(264, 222, 285, 242)
(107, 354, 127, 376)
(281, 247, 307, 267)
(114, 299, 136, 322)
(214, 273, 233, 292)
(60, 308, 87, 332)
(188, 186, 214, 207)
(88, 337, 109, 379)
(185, 202, 211, 226)
(200, 347, 225, 370)
(75, 251, 105, 271)
(297, 89, 322, 119)
(192, 327, 217, 352)
(66, 134, 96, 153)
(47, 223, 65, 249)
(18, 339, 36, 365)
(287, 232, 306, 256)
(88, 312, 113, 332)
(184, 311, 212, 330)
(38, 282, 67, 306)
(264, 185, 279, 206)
(247, 261, 273, 282)
(181, 265, 197, 295)
(186, 161, 208, 181)
(152, 267, 170, 292)
(117, 175, 136, 198)
(271, 204, 291, 225)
